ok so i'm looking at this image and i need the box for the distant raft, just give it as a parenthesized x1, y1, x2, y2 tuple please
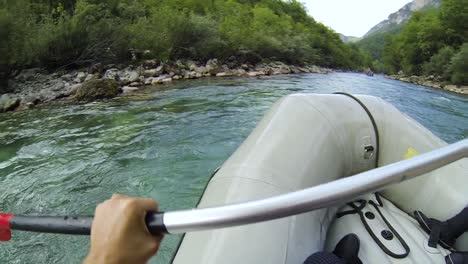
(171, 93, 467, 264)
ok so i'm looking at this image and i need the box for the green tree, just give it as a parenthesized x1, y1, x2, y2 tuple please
(382, 35, 402, 74)
(0, 0, 370, 82)
(0, 8, 12, 92)
(422, 46, 455, 79)
(447, 43, 468, 85)
(439, 0, 467, 47)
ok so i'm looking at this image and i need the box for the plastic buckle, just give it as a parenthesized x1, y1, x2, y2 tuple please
(0, 214, 14, 241)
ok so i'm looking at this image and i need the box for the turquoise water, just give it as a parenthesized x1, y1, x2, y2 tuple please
(0, 73, 467, 263)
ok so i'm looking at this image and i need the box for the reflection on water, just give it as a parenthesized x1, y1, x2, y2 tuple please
(0, 73, 467, 263)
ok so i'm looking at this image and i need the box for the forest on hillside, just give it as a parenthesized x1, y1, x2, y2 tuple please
(0, 0, 370, 83)
(358, 0, 467, 85)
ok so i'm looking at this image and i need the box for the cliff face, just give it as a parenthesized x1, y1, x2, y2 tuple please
(339, 34, 360, 43)
(363, 0, 441, 37)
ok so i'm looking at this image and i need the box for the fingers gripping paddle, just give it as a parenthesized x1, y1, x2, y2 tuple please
(0, 213, 166, 241)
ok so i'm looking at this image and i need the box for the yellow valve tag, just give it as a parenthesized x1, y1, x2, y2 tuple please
(404, 147, 419, 159)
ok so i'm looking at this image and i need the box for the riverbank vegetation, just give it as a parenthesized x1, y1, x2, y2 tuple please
(358, 0, 467, 85)
(0, 0, 371, 92)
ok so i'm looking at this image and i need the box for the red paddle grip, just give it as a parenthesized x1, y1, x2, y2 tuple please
(0, 214, 14, 241)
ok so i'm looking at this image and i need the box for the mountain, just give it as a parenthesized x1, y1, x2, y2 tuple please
(363, 0, 441, 38)
(339, 34, 360, 43)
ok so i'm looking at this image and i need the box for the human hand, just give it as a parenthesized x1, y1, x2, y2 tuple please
(84, 194, 163, 264)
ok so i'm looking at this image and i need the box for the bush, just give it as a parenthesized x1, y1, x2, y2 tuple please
(0, 0, 372, 81)
(422, 46, 455, 79)
(0, 9, 12, 92)
(448, 44, 468, 85)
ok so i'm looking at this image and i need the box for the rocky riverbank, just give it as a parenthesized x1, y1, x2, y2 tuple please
(0, 60, 333, 113)
(386, 75, 468, 95)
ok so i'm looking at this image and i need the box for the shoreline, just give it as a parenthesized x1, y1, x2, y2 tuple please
(0, 60, 333, 113)
(385, 75, 468, 95)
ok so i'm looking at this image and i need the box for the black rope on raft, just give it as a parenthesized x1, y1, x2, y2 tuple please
(334, 92, 380, 168)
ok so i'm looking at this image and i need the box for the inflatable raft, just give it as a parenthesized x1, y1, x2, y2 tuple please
(2, 93, 466, 263)
(170, 93, 467, 263)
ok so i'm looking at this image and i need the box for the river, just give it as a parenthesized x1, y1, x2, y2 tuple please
(0, 73, 467, 263)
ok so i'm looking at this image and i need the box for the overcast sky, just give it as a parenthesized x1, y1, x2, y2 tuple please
(301, 0, 412, 37)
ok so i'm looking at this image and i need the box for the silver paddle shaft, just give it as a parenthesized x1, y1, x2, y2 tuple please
(162, 139, 468, 234)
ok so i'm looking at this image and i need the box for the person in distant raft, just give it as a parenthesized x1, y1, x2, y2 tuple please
(415, 208, 468, 264)
(84, 194, 163, 264)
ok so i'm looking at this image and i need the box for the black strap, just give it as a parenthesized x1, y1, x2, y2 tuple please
(368, 200, 411, 258)
(337, 195, 410, 259)
(336, 200, 367, 218)
(428, 220, 442, 248)
(375, 192, 384, 207)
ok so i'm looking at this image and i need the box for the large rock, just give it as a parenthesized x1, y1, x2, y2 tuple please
(15, 68, 42, 82)
(308, 65, 324, 74)
(144, 77, 154, 85)
(103, 69, 121, 81)
(143, 60, 159, 69)
(61, 73, 74, 81)
(75, 79, 120, 102)
(85, 74, 95, 82)
(235, 69, 247, 76)
(50, 82, 65, 92)
(175, 60, 186, 70)
(247, 71, 263, 77)
(75, 72, 87, 83)
(216, 72, 233, 77)
(290, 66, 301, 74)
(129, 82, 141, 87)
(0, 94, 20, 112)
(89, 63, 103, 74)
(122, 86, 139, 94)
(21, 94, 41, 106)
(162, 77, 173, 83)
(127, 71, 140, 83)
(184, 71, 198, 79)
(194, 66, 207, 74)
(205, 59, 221, 75)
(144, 66, 163, 77)
(39, 89, 59, 102)
(152, 76, 171, 85)
(187, 61, 197, 71)
(68, 84, 82, 96)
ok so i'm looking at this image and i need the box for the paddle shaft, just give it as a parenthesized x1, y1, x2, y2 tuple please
(0, 213, 166, 241)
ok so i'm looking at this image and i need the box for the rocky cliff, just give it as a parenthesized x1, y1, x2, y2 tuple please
(363, 0, 441, 37)
(339, 34, 360, 43)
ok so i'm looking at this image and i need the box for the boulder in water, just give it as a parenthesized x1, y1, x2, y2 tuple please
(74, 79, 120, 102)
